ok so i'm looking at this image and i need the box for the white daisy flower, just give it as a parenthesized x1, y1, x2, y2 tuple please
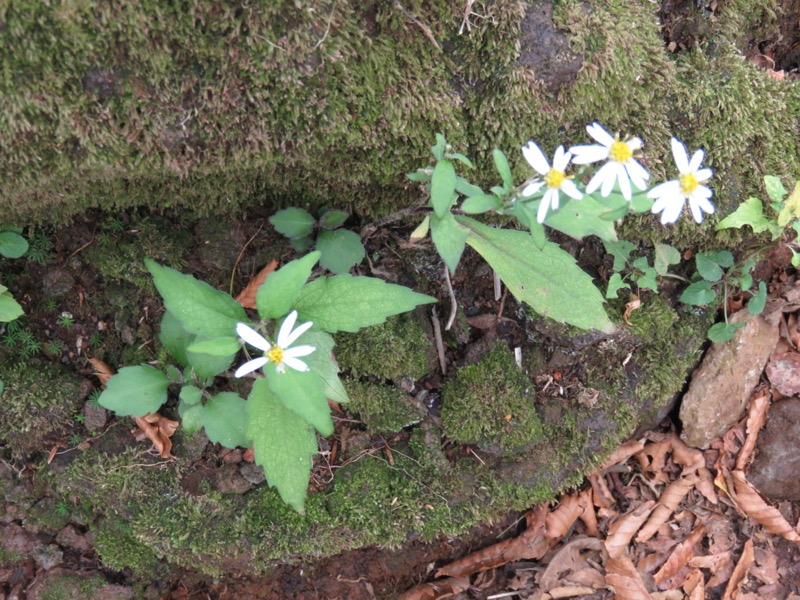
(570, 122, 650, 201)
(648, 137, 714, 224)
(234, 310, 316, 376)
(521, 141, 583, 223)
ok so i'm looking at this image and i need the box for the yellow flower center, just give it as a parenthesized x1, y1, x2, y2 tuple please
(545, 168, 566, 189)
(267, 346, 284, 365)
(609, 140, 632, 163)
(680, 172, 699, 194)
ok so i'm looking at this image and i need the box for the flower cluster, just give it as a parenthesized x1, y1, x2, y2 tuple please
(234, 310, 316, 376)
(521, 122, 714, 225)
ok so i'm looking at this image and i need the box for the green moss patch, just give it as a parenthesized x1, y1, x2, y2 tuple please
(344, 379, 424, 433)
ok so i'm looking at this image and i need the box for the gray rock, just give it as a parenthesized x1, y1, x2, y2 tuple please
(32, 544, 63, 570)
(239, 463, 266, 485)
(680, 311, 778, 448)
(748, 398, 800, 501)
(83, 401, 108, 433)
(41, 267, 75, 298)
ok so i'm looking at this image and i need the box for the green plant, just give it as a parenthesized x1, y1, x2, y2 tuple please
(42, 297, 58, 312)
(54, 500, 70, 518)
(43, 339, 66, 357)
(98, 253, 434, 512)
(57, 313, 75, 328)
(87, 389, 102, 409)
(68, 433, 83, 446)
(25, 228, 54, 265)
(17, 329, 41, 358)
(89, 332, 104, 347)
(269, 208, 366, 274)
(74, 413, 86, 424)
(0, 227, 28, 323)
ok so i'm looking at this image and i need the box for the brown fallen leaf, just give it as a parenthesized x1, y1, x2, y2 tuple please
(653, 524, 706, 587)
(605, 501, 655, 559)
(132, 413, 179, 459)
(730, 470, 800, 542)
(605, 554, 651, 600)
(465, 314, 515, 330)
(736, 390, 770, 470)
(623, 296, 641, 326)
(534, 537, 603, 598)
(398, 577, 470, 600)
(546, 493, 584, 540)
(683, 569, 705, 600)
(88, 358, 115, 387)
(235, 259, 279, 309)
(690, 550, 733, 572)
(588, 472, 615, 509)
(722, 539, 755, 600)
(576, 487, 600, 538)
(636, 470, 700, 543)
(47, 442, 67, 465)
(600, 438, 645, 471)
(546, 586, 597, 598)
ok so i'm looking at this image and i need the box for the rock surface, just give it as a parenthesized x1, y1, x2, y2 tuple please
(748, 398, 800, 501)
(680, 311, 778, 449)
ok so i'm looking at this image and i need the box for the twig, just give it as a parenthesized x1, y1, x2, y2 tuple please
(493, 270, 501, 301)
(229, 224, 264, 296)
(313, 0, 338, 49)
(431, 306, 447, 375)
(68, 236, 95, 259)
(393, 1, 441, 50)
(443, 265, 457, 331)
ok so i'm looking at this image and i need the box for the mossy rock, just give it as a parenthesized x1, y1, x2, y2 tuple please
(0, 360, 88, 456)
(92, 519, 163, 576)
(441, 341, 543, 455)
(344, 379, 425, 433)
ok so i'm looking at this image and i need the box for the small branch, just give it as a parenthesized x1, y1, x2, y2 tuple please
(393, 1, 441, 50)
(313, 0, 338, 50)
(493, 270, 502, 301)
(431, 306, 447, 376)
(229, 224, 264, 296)
(443, 265, 457, 331)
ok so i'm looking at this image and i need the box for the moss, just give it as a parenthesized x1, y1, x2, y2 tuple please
(334, 312, 432, 381)
(343, 379, 423, 433)
(441, 341, 543, 454)
(93, 519, 163, 576)
(27, 497, 72, 532)
(34, 573, 107, 600)
(0, 360, 84, 455)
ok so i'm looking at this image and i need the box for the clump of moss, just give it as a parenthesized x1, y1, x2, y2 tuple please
(334, 313, 433, 381)
(93, 519, 163, 576)
(441, 341, 543, 454)
(344, 379, 424, 433)
(35, 573, 107, 600)
(0, 360, 85, 455)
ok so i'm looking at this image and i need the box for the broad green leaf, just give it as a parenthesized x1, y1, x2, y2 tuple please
(747, 281, 767, 315)
(455, 177, 484, 198)
(180, 385, 202, 406)
(145, 260, 247, 338)
(715, 197, 771, 233)
(594, 191, 631, 220)
(317, 229, 366, 274)
(492, 149, 513, 190)
(293, 275, 435, 333)
(247, 379, 318, 513)
(409, 215, 430, 241)
(777, 181, 800, 228)
(606, 273, 630, 299)
(319, 209, 349, 229)
(159, 311, 192, 368)
(165, 365, 183, 383)
(186, 337, 240, 356)
(265, 368, 333, 436)
(631, 256, 651, 272)
(764, 175, 787, 204)
(653, 243, 681, 276)
(178, 399, 204, 434)
(603, 240, 636, 271)
(695, 254, 723, 282)
(431, 133, 447, 161)
(679, 281, 717, 306)
(257, 252, 321, 319)
(544, 195, 618, 241)
(202, 392, 251, 449)
(290, 236, 314, 252)
(0, 290, 24, 322)
(298, 330, 349, 404)
(431, 159, 456, 218)
(635, 267, 659, 292)
(269, 207, 316, 239)
(708, 321, 746, 343)
(506, 202, 546, 249)
(490, 185, 507, 197)
(99, 365, 169, 417)
(186, 335, 236, 379)
(704, 251, 734, 268)
(461, 194, 501, 214)
(0, 231, 28, 259)
(430, 211, 468, 273)
(629, 193, 654, 214)
(460, 217, 614, 332)
(448, 152, 474, 168)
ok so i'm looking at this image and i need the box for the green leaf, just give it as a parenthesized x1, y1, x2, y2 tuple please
(679, 281, 717, 306)
(603, 240, 636, 271)
(455, 177, 484, 198)
(431, 133, 446, 161)
(186, 335, 236, 378)
(653, 243, 681, 276)
(635, 267, 659, 292)
(180, 385, 202, 406)
(629, 193, 654, 214)
(409, 216, 430, 241)
(178, 399, 204, 435)
(265, 367, 333, 436)
(269, 207, 316, 239)
(319, 209, 349, 229)
(165, 365, 183, 383)
(159, 311, 192, 367)
(747, 281, 767, 315)
(492, 149, 513, 190)
(447, 152, 473, 168)
(247, 379, 318, 513)
(99, 365, 169, 417)
(606, 273, 630, 299)
(695, 251, 732, 282)
(0, 231, 28, 259)
(461, 194, 501, 214)
(290, 236, 314, 252)
(145, 260, 247, 338)
(0, 289, 24, 322)
(430, 211, 468, 273)
(777, 181, 800, 228)
(317, 229, 366, 274)
(430, 159, 456, 218)
(715, 197, 771, 233)
(293, 275, 435, 333)
(299, 330, 348, 403)
(202, 392, 251, 449)
(406, 168, 432, 183)
(257, 252, 321, 320)
(186, 337, 240, 356)
(707, 321, 745, 343)
(764, 175, 787, 204)
(460, 217, 614, 332)
(544, 195, 618, 241)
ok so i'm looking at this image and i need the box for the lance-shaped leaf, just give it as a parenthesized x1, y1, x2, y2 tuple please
(257, 252, 320, 320)
(431, 159, 456, 218)
(99, 365, 169, 417)
(293, 275, 435, 333)
(247, 379, 318, 513)
(460, 217, 613, 332)
(430, 211, 468, 273)
(298, 330, 349, 404)
(265, 367, 333, 436)
(145, 259, 247, 338)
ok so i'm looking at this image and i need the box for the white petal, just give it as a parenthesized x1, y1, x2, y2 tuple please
(695, 168, 712, 182)
(522, 141, 551, 175)
(282, 319, 313, 348)
(276, 310, 299, 348)
(282, 356, 310, 372)
(692, 189, 715, 214)
(688, 196, 704, 223)
(549, 188, 560, 211)
(586, 161, 613, 194)
(521, 180, 545, 197)
(236, 323, 272, 352)
(553, 145, 570, 171)
(234, 357, 269, 378)
(688, 148, 705, 172)
(601, 162, 623, 197)
(537, 192, 552, 223)
(561, 179, 583, 200)
(284, 345, 316, 358)
(651, 195, 672, 213)
(626, 159, 650, 189)
(693, 185, 713, 200)
(627, 137, 643, 152)
(618, 169, 632, 201)
(570, 144, 608, 165)
(661, 198, 685, 224)
(670, 137, 689, 173)
(587, 122, 614, 147)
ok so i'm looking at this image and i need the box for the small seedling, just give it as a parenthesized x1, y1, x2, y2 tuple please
(57, 313, 75, 328)
(54, 501, 70, 518)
